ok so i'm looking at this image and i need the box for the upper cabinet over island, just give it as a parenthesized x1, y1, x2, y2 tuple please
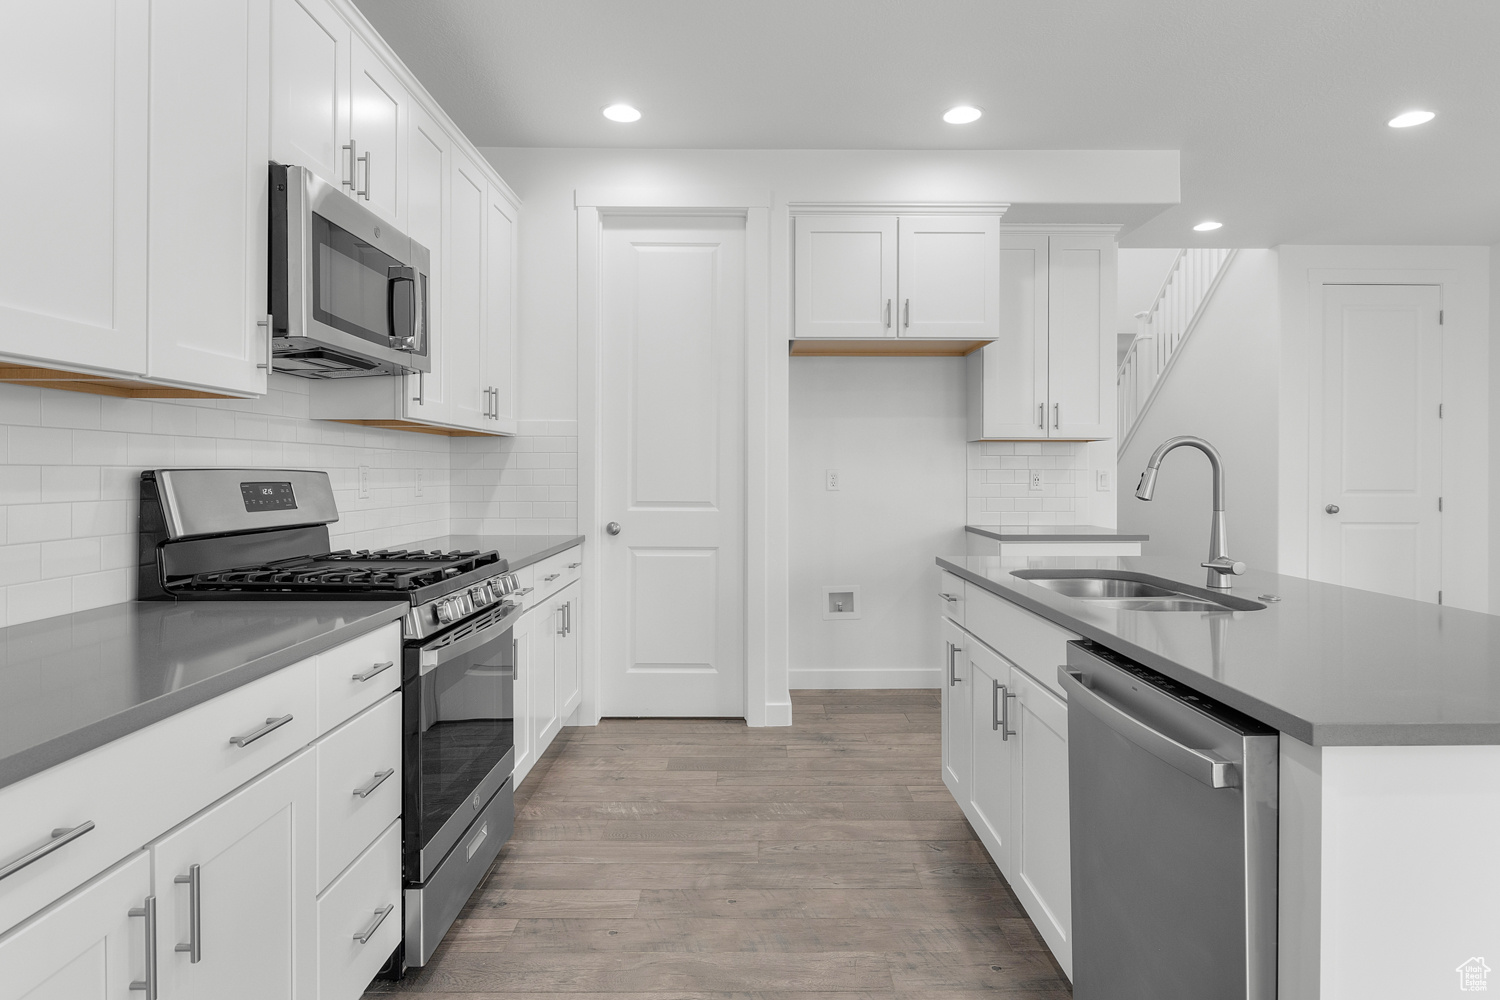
(0, 0, 518, 436)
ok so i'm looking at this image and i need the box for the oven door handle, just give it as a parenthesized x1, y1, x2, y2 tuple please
(418, 605, 524, 673)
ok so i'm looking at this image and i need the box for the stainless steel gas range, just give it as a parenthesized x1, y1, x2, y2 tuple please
(138, 468, 522, 972)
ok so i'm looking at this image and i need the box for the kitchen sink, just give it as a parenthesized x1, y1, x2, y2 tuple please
(1011, 569, 1266, 612)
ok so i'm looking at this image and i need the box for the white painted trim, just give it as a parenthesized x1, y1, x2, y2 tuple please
(1000, 223, 1124, 237)
(788, 201, 1011, 216)
(576, 200, 783, 726)
(791, 668, 942, 690)
(575, 187, 771, 209)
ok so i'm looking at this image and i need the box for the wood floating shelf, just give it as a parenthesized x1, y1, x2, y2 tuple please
(0, 365, 237, 399)
(329, 418, 506, 438)
(789, 339, 992, 358)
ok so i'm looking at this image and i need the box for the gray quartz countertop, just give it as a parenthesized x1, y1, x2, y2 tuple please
(0, 600, 407, 790)
(402, 534, 583, 572)
(938, 554, 1500, 747)
(966, 524, 1149, 543)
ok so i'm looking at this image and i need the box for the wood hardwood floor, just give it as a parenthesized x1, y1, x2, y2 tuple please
(366, 689, 1072, 998)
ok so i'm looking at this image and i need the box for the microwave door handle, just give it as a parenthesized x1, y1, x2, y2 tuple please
(387, 267, 417, 350)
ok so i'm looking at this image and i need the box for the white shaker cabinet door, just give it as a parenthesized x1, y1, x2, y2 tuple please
(941, 618, 972, 806)
(1008, 666, 1072, 976)
(270, 0, 351, 191)
(531, 596, 561, 757)
(485, 183, 520, 432)
(968, 234, 1048, 439)
(348, 35, 408, 228)
(0, 0, 148, 375)
(1046, 235, 1116, 440)
(146, 0, 271, 396)
(0, 853, 151, 1000)
(446, 147, 490, 430)
(794, 215, 898, 339)
(897, 215, 1001, 340)
(151, 751, 316, 1000)
(511, 609, 536, 785)
(555, 581, 582, 721)
(966, 640, 1015, 873)
(403, 104, 452, 424)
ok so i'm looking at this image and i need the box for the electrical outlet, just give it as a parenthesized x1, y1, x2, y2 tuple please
(358, 466, 371, 499)
(415, 469, 424, 497)
(826, 469, 840, 491)
(1029, 471, 1044, 492)
(1097, 470, 1112, 492)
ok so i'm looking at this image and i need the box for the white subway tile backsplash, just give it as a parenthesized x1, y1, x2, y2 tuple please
(9, 504, 71, 543)
(967, 440, 1087, 527)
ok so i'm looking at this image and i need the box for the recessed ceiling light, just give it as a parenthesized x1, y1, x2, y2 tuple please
(1387, 110, 1435, 128)
(943, 106, 983, 125)
(602, 104, 641, 123)
(1193, 221, 1223, 232)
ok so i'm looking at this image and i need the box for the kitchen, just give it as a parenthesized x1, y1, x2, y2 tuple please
(1, 2, 1498, 999)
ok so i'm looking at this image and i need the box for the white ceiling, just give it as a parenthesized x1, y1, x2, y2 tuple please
(351, 0, 1500, 247)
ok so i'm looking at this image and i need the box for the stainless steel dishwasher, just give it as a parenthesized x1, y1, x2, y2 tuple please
(1060, 641, 1278, 1000)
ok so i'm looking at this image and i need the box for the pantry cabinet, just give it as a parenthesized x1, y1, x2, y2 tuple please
(967, 231, 1117, 440)
(793, 213, 1000, 345)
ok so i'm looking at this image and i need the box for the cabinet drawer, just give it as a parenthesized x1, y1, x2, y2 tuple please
(318, 818, 402, 1000)
(530, 547, 582, 604)
(316, 693, 401, 892)
(0, 656, 315, 935)
(939, 570, 966, 626)
(963, 585, 1078, 699)
(317, 621, 402, 733)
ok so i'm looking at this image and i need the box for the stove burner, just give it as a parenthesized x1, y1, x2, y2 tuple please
(180, 548, 502, 594)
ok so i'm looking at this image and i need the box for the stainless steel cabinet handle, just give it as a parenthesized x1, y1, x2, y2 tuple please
(0, 820, 95, 881)
(1058, 667, 1238, 788)
(991, 678, 1001, 731)
(353, 903, 395, 944)
(606, 521, 622, 535)
(556, 607, 567, 636)
(342, 140, 357, 190)
(352, 660, 394, 683)
(1053, 403, 1060, 429)
(357, 150, 371, 200)
(567, 562, 582, 569)
(1325, 504, 1340, 514)
(173, 864, 201, 963)
(999, 683, 1016, 740)
(1037, 403, 1045, 429)
(514, 586, 534, 597)
(544, 573, 561, 582)
(229, 714, 293, 748)
(939, 593, 959, 603)
(884, 298, 892, 328)
(412, 370, 425, 405)
(903, 298, 910, 328)
(353, 769, 395, 799)
(256, 314, 273, 371)
(947, 642, 960, 686)
(129, 894, 158, 998)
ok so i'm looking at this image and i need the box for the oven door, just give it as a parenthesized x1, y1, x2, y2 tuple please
(403, 603, 518, 882)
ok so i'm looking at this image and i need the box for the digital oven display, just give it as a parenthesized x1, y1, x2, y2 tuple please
(240, 481, 298, 512)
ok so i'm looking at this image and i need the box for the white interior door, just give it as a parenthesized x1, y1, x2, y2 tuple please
(897, 215, 1000, 340)
(793, 215, 896, 339)
(1314, 284, 1443, 602)
(600, 216, 746, 718)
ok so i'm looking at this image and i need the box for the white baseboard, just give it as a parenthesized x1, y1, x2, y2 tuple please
(790, 667, 942, 690)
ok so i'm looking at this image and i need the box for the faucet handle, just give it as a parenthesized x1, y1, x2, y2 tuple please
(1202, 557, 1247, 576)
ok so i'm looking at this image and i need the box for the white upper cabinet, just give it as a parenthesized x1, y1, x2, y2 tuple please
(897, 216, 1001, 340)
(968, 230, 1116, 441)
(348, 34, 408, 227)
(401, 103, 452, 424)
(270, 0, 351, 189)
(447, 147, 489, 430)
(146, 0, 271, 396)
(0, 0, 149, 376)
(485, 183, 519, 431)
(794, 216, 897, 339)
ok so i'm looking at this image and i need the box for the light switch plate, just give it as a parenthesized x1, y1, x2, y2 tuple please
(1097, 470, 1112, 491)
(358, 466, 371, 499)
(415, 469, 424, 497)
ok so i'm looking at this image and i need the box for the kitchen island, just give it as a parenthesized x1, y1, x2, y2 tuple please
(938, 552, 1500, 1000)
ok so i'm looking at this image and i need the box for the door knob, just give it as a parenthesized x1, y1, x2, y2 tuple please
(606, 522, 622, 535)
(1325, 504, 1340, 514)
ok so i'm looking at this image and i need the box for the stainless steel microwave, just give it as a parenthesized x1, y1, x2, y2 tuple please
(269, 162, 431, 378)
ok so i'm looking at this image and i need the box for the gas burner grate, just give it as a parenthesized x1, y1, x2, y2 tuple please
(179, 548, 501, 594)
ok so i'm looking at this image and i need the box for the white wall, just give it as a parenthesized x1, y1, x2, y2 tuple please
(1116, 248, 1181, 332)
(789, 357, 965, 688)
(1118, 250, 1281, 570)
(1492, 242, 1500, 615)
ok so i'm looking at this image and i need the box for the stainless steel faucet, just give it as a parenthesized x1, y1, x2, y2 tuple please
(1135, 435, 1247, 590)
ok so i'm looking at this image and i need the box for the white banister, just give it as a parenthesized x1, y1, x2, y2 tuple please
(1116, 248, 1236, 455)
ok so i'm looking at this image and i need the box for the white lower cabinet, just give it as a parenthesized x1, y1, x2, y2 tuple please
(554, 584, 581, 721)
(512, 564, 582, 788)
(316, 819, 401, 1000)
(0, 852, 151, 1000)
(941, 590, 1075, 979)
(151, 750, 317, 1000)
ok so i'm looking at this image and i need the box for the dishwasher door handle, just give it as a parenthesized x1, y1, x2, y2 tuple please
(1058, 667, 1238, 789)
